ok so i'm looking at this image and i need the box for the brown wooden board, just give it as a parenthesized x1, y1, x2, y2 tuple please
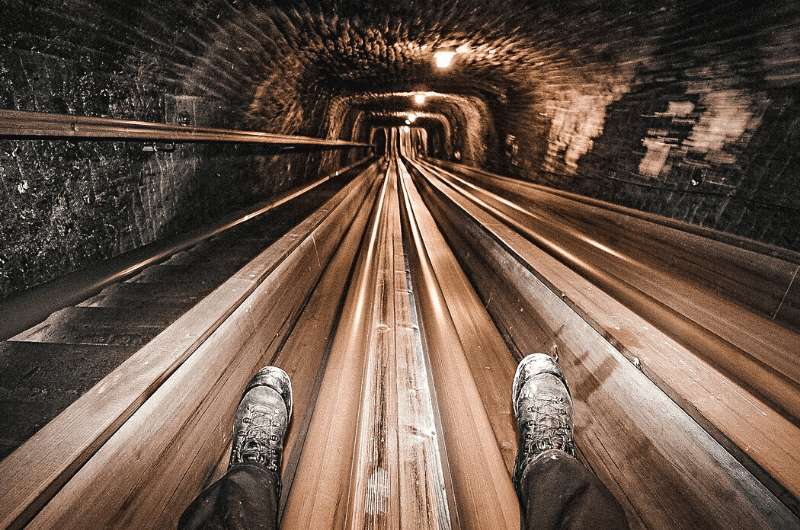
(347, 160, 453, 529)
(417, 161, 800, 435)
(0, 163, 377, 529)
(390, 161, 453, 529)
(432, 159, 800, 265)
(282, 167, 392, 528)
(397, 159, 519, 472)
(423, 162, 800, 412)
(429, 160, 800, 335)
(408, 159, 800, 526)
(272, 173, 385, 512)
(399, 163, 520, 529)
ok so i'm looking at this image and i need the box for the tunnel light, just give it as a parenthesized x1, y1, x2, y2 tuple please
(414, 93, 427, 105)
(407, 113, 418, 124)
(433, 49, 456, 69)
(405, 119, 411, 125)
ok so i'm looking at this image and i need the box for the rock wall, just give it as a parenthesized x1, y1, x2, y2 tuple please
(2, 0, 799, 300)
(496, 1, 800, 250)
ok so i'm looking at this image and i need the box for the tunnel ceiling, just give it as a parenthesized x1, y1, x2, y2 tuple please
(2, 0, 800, 299)
(0, 0, 740, 133)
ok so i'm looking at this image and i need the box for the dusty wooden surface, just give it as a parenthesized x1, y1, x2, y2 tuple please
(2, 148, 799, 529)
(0, 165, 374, 529)
(408, 157, 800, 527)
(420, 161, 800, 401)
(400, 162, 520, 529)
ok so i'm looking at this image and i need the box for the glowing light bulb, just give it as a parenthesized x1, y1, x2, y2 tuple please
(414, 93, 427, 105)
(407, 113, 418, 123)
(434, 50, 456, 69)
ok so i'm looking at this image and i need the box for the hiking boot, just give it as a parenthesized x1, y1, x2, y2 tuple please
(230, 366, 293, 477)
(511, 353, 575, 492)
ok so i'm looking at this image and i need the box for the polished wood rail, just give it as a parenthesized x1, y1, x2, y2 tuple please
(406, 158, 800, 528)
(0, 165, 376, 528)
(0, 158, 374, 342)
(1, 142, 798, 528)
(428, 159, 800, 331)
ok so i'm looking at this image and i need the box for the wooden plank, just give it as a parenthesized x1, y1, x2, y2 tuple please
(398, 164, 520, 529)
(0, 157, 372, 342)
(426, 163, 800, 395)
(348, 166, 402, 529)
(0, 109, 371, 148)
(431, 159, 800, 264)
(410, 161, 800, 524)
(419, 162, 800, 425)
(24, 167, 378, 529)
(273, 174, 384, 510)
(390, 163, 453, 530)
(428, 160, 800, 334)
(186, 173, 384, 508)
(397, 159, 518, 471)
(344, 160, 454, 529)
(282, 168, 392, 529)
(0, 163, 376, 529)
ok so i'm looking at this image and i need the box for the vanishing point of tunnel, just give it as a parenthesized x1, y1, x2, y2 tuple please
(0, 1, 799, 528)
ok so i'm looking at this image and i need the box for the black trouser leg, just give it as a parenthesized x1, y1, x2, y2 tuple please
(178, 463, 279, 530)
(519, 449, 628, 530)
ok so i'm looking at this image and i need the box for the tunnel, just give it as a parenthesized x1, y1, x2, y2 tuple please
(1, 1, 799, 528)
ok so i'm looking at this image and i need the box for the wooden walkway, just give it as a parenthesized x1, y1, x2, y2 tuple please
(0, 139, 798, 528)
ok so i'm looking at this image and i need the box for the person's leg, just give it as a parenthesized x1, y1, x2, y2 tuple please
(178, 464, 279, 530)
(179, 366, 293, 530)
(512, 354, 628, 530)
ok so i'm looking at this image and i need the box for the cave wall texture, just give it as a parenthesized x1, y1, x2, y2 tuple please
(1, 0, 799, 300)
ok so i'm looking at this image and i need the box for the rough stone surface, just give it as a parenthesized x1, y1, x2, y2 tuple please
(1, 0, 799, 299)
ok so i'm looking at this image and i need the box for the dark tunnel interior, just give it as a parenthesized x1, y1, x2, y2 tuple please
(2, 0, 799, 299)
(1, 2, 800, 528)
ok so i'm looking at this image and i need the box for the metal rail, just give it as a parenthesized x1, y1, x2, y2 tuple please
(0, 157, 374, 341)
(0, 109, 372, 149)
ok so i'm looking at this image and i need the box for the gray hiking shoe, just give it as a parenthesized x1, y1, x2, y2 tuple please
(512, 353, 576, 492)
(230, 366, 293, 475)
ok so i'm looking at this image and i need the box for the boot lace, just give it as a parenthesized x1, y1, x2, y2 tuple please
(232, 405, 284, 472)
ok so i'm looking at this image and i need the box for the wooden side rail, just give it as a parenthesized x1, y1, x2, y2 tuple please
(282, 162, 395, 527)
(406, 157, 800, 525)
(431, 159, 800, 264)
(0, 109, 372, 148)
(428, 160, 800, 329)
(419, 160, 800, 420)
(399, 160, 520, 528)
(429, 160, 800, 331)
(0, 162, 379, 529)
(0, 157, 375, 341)
(397, 158, 520, 472)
